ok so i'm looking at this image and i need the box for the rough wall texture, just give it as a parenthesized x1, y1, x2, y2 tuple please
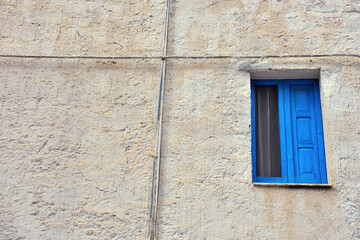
(0, 0, 360, 240)
(0, 58, 159, 239)
(0, 0, 165, 56)
(160, 58, 360, 239)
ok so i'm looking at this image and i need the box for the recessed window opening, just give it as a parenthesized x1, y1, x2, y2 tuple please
(251, 78, 327, 184)
(255, 85, 282, 178)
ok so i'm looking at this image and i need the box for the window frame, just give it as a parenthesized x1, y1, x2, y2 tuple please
(251, 79, 328, 184)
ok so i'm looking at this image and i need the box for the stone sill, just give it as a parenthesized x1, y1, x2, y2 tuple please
(253, 183, 332, 188)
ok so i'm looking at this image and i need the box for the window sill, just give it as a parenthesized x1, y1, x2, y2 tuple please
(253, 183, 332, 188)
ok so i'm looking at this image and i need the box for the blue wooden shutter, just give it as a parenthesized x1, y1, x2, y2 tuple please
(288, 82, 322, 183)
(251, 81, 287, 183)
(252, 79, 327, 184)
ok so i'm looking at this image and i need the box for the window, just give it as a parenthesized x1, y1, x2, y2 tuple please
(251, 79, 327, 184)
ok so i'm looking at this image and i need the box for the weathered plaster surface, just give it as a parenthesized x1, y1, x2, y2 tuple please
(0, 0, 165, 56)
(169, 0, 360, 56)
(0, 0, 360, 239)
(0, 59, 159, 239)
(160, 58, 360, 239)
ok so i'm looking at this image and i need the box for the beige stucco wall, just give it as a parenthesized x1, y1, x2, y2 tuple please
(1, 0, 359, 239)
(160, 58, 360, 239)
(0, 58, 160, 239)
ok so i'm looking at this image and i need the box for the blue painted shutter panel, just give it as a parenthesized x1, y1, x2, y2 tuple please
(289, 83, 322, 183)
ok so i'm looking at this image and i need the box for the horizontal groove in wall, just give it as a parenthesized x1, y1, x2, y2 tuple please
(0, 54, 359, 60)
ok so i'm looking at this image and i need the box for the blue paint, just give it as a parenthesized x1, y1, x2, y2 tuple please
(251, 79, 327, 184)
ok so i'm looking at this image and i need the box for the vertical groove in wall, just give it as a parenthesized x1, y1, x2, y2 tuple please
(148, 0, 171, 239)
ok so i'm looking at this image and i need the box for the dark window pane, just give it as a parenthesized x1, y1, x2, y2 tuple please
(255, 85, 282, 177)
